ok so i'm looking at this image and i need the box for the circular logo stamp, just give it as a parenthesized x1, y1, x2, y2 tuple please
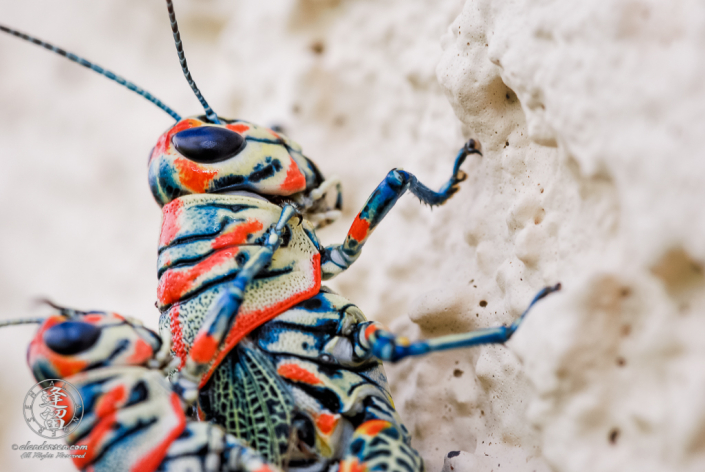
(23, 379, 84, 439)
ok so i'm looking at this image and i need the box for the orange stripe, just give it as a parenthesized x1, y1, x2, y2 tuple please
(357, 419, 390, 436)
(82, 314, 104, 323)
(73, 412, 117, 469)
(254, 466, 276, 472)
(190, 333, 219, 364)
(340, 458, 367, 472)
(131, 393, 187, 472)
(157, 247, 239, 306)
(226, 123, 250, 134)
(174, 158, 218, 193)
(277, 363, 322, 385)
(159, 199, 184, 247)
(127, 338, 153, 365)
(170, 306, 187, 369)
(349, 215, 370, 242)
(316, 413, 338, 435)
(211, 218, 264, 250)
(280, 157, 306, 193)
(95, 385, 127, 418)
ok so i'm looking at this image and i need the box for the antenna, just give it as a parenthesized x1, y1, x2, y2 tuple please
(165, 0, 221, 124)
(0, 318, 45, 328)
(36, 298, 86, 319)
(0, 24, 182, 121)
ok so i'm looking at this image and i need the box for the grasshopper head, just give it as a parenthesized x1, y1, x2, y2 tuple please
(148, 116, 325, 206)
(27, 310, 161, 382)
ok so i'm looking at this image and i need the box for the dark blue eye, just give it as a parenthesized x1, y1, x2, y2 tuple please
(172, 126, 245, 163)
(43, 321, 101, 356)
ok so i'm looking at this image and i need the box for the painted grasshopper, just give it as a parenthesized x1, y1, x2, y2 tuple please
(0, 2, 560, 471)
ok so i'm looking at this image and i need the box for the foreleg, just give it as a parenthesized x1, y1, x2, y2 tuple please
(321, 140, 481, 279)
(356, 284, 561, 363)
(181, 205, 298, 380)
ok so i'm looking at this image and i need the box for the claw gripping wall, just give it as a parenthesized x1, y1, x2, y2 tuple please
(2, 1, 705, 472)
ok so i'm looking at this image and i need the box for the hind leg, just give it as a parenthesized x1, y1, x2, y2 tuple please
(340, 397, 424, 472)
(357, 284, 561, 363)
(160, 422, 282, 472)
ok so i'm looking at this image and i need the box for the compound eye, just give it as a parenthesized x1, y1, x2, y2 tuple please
(43, 321, 101, 356)
(172, 126, 245, 163)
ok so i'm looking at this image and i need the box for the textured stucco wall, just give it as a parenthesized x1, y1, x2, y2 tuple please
(1, 1, 704, 472)
(438, 1, 705, 472)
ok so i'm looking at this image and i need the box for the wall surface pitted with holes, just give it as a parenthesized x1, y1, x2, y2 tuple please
(1, 1, 704, 471)
(434, 1, 705, 472)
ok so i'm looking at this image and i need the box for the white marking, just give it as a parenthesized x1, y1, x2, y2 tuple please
(310, 176, 341, 200)
(217, 190, 269, 202)
(330, 248, 349, 268)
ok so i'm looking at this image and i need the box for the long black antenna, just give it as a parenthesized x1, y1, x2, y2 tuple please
(0, 318, 45, 328)
(0, 24, 182, 121)
(165, 0, 220, 124)
(36, 298, 84, 319)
